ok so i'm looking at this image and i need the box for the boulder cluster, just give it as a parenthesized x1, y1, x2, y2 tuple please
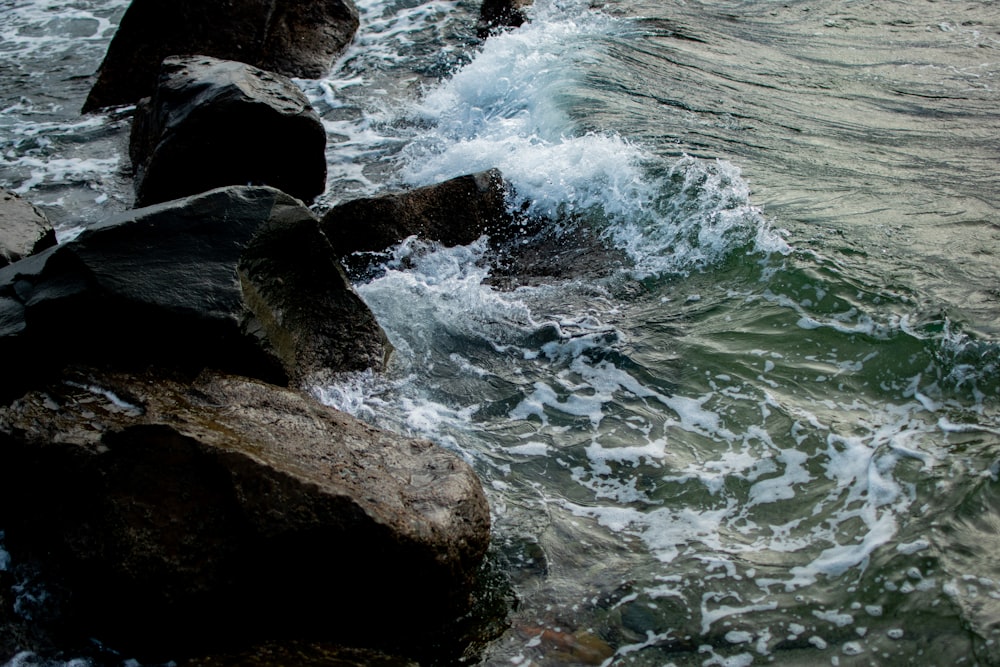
(0, 0, 600, 664)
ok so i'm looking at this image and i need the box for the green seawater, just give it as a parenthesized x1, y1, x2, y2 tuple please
(2, 0, 999, 665)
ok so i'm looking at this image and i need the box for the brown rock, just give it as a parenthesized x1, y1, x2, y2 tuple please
(239, 200, 391, 385)
(319, 170, 514, 257)
(0, 367, 491, 655)
(82, 0, 360, 113)
(0, 186, 389, 402)
(488, 217, 629, 289)
(318, 170, 630, 288)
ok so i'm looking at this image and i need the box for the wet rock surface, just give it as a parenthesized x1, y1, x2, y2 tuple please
(487, 217, 630, 288)
(0, 185, 388, 401)
(130, 56, 328, 207)
(477, 0, 533, 38)
(319, 168, 629, 288)
(82, 0, 360, 112)
(0, 367, 492, 659)
(320, 170, 514, 258)
(239, 203, 391, 386)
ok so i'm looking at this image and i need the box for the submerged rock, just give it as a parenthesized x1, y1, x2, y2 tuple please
(477, 0, 533, 38)
(0, 186, 388, 401)
(487, 217, 630, 289)
(0, 367, 491, 657)
(0, 189, 56, 267)
(131, 56, 327, 207)
(82, 0, 360, 112)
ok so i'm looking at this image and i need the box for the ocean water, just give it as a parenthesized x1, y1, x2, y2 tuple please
(2, 0, 999, 665)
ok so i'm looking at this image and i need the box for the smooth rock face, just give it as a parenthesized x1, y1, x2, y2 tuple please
(0, 367, 491, 653)
(82, 0, 360, 112)
(131, 56, 327, 207)
(320, 170, 514, 257)
(0, 189, 56, 267)
(0, 186, 388, 401)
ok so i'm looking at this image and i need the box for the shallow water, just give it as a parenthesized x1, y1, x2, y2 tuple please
(2, 0, 1000, 665)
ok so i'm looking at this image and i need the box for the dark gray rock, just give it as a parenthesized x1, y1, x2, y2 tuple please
(487, 217, 630, 289)
(319, 169, 628, 288)
(320, 169, 514, 258)
(130, 56, 327, 207)
(0, 186, 388, 401)
(477, 0, 533, 38)
(239, 201, 391, 385)
(83, 0, 359, 112)
(0, 367, 491, 656)
(0, 189, 56, 267)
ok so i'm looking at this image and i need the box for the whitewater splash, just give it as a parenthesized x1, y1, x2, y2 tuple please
(304, 0, 1000, 663)
(395, 3, 790, 278)
(0, 0, 130, 230)
(3, 0, 1000, 664)
(313, 229, 1000, 663)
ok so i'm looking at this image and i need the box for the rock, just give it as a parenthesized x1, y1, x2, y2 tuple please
(0, 189, 56, 267)
(239, 200, 391, 385)
(319, 169, 630, 287)
(319, 170, 514, 259)
(130, 56, 328, 207)
(259, 0, 360, 80)
(0, 186, 388, 402)
(82, 0, 360, 113)
(477, 0, 533, 38)
(487, 217, 630, 289)
(0, 367, 492, 657)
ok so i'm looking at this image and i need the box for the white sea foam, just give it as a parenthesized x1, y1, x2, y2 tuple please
(300, 0, 1000, 657)
(397, 2, 644, 220)
(64, 381, 142, 415)
(328, 230, 956, 609)
(389, 0, 788, 278)
(311, 221, 993, 653)
(505, 442, 551, 457)
(0, 1, 123, 59)
(1, 114, 122, 193)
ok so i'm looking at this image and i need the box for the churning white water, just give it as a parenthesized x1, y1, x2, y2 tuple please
(3, 0, 1000, 664)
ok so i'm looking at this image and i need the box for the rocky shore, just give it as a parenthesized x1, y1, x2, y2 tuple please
(0, 0, 604, 664)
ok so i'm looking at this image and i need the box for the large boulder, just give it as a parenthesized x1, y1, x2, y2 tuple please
(0, 366, 491, 656)
(130, 56, 328, 207)
(83, 0, 359, 112)
(319, 170, 515, 259)
(0, 189, 56, 267)
(0, 186, 388, 401)
(239, 196, 391, 385)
